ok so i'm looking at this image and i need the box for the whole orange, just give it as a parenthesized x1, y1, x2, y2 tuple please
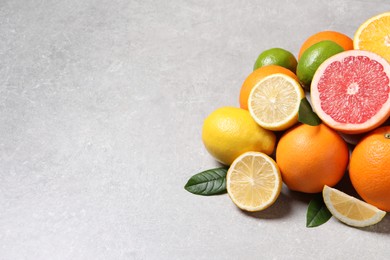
(298, 31, 353, 60)
(276, 123, 349, 193)
(239, 65, 298, 110)
(349, 126, 390, 211)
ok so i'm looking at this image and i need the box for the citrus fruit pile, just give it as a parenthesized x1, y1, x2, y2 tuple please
(190, 12, 390, 228)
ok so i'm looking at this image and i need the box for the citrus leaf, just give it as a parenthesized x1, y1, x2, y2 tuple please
(298, 98, 321, 126)
(306, 194, 332, 227)
(184, 167, 228, 195)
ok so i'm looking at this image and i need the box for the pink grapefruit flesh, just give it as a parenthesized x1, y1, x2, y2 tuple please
(311, 50, 390, 134)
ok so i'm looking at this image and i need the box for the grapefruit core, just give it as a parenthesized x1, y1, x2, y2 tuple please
(311, 50, 390, 134)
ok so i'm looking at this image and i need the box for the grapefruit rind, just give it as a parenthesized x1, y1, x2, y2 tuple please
(311, 50, 390, 134)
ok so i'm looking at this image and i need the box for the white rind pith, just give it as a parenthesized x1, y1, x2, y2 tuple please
(323, 186, 386, 228)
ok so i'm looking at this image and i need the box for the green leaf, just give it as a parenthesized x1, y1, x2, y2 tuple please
(184, 167, 228, 195)
(298, 98, 321, 126)
(306, 194, 332, 227)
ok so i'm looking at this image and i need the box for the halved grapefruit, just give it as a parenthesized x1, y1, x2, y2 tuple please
(311, 50, 390, 134)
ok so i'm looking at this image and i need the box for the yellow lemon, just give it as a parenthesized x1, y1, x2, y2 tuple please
(202, 107, 276, 165)
(248, 73, 304, 131)
(323, 186, 386, 228)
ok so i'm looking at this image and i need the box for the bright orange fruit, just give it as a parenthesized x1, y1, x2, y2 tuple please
(349, 126, 390, 212)
(276, 123, 349, 193)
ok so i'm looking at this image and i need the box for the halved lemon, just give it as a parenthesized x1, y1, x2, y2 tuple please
(323, 185, 386, 228)
(248, 73, 304, 131)
(354, 12, 390, 63)
(226, 152, 282, 212)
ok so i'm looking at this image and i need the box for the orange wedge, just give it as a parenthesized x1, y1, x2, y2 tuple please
(354, 12, 390, 63)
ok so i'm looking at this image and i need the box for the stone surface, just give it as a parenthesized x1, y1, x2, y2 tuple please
(1, 0, 390, 259)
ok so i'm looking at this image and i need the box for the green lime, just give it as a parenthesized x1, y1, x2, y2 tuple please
(254, 48, 297, 73)
(297, 40, 344, 89)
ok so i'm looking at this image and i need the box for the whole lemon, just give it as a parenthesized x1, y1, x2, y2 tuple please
(202, 107, 276, 165)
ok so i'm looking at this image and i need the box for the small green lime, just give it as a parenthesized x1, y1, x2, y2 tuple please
(297, 40, 344, 89)
(254, 48, 297, 73)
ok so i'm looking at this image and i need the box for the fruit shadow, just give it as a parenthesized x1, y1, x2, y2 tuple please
(237, 172, 340, 219)
(237, 191, 292, 219)
(237, 184, 318, 220)
(335, 172, 390, 234)
(229, 165, 390, 231)
(355, 215, 390, 234)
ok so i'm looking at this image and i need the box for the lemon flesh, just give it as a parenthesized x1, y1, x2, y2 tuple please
(227, 152, 282, 212)
(323, 185, 386, 227)
(248, 73, 304, 131)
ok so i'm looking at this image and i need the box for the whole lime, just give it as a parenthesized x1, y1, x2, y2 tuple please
(202, 107, 276, 165)
(297, 40, 344, 89)
(254, 48, 297, 72)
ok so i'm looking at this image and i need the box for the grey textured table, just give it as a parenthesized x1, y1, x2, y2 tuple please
(1, 0, 390, 259)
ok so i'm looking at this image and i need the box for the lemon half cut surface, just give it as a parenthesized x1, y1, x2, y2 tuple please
(248, 73, 304, 131)
(323, 185, 386, 228)
(226, 152, 282, 212)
